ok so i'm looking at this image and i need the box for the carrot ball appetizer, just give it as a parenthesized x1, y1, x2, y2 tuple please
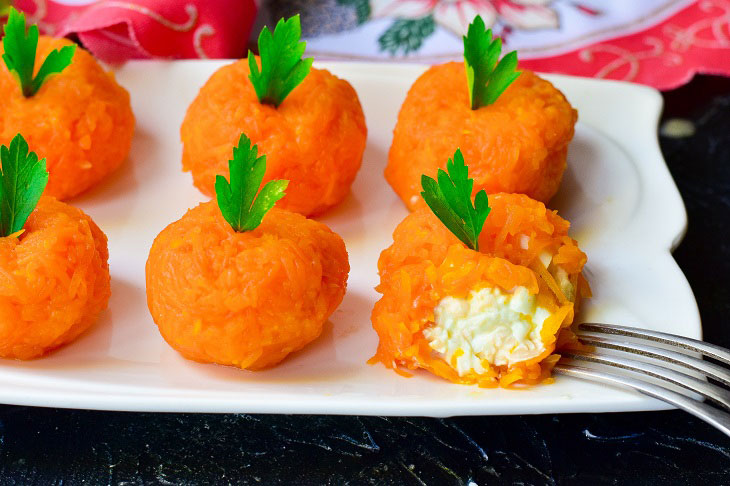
(371, 149, 590, 387)
(0, 8, 134, 200)
(180, 15, 367, 217)
(147, 134, 349, 370)
(0, 134, 111, 360)
(385, 15, 577, 211)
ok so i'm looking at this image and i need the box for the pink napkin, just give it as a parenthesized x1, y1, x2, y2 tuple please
(519, 0, 730, 90)
(13, 0, 257, 62)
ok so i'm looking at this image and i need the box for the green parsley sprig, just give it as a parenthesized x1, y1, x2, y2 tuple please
(0, 133, 49, 238)
(248, 15, 313, 108)
(420, 149, 490, 251)
(215, 134, 289, 232)
(2, 7, 76, 98)
(463, 15, 520, 110)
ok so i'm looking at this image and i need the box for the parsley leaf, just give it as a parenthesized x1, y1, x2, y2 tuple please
(215, 134, 289, 232)
(248, 15, 313, 108)
(420, 149, 490, 251)
(2, 7, 76, 98)
(0, 133, 49, 238)
(463, 15, 520, 110)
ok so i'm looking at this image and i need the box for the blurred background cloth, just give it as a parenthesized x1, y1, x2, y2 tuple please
(10, 0, 257, 62)
(5, 0, 730, 89)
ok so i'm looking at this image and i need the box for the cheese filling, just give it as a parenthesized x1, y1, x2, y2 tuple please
(423, 286, 552, 376)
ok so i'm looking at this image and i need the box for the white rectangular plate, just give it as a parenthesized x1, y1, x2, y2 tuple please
(0, 61, 700, 415)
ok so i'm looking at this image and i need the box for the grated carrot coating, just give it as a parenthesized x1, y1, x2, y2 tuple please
(0, 196, 111, 359)
(145, 202, 349, 370)
(386, 63, 577, 210)
(371, 193, 590, 387)
(180, 60, 367, 217)
(479, 193, 586, 270)
(0, 37, 135, 200)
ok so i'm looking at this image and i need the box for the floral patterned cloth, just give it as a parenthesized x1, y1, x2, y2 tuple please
(291, 0, 730, 89)
(5, 0, 730, 89)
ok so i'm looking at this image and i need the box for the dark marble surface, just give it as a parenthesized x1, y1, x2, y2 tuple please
(1, 76, 730, 484)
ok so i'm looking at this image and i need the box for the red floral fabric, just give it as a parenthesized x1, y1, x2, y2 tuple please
(6, 1, 729, 89)
(12, 0, 257, 62)
(520, 0, 730, 90)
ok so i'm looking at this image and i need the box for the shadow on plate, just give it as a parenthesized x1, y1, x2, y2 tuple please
(0, 278, 147, 371)
(158, 291, 377, 386)
(550, 131, 597, 217)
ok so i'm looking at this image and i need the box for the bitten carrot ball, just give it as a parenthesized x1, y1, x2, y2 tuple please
(0, 196, 111, 359)
(371, 195, 590, 387)
(372, 147, 589, 387)
(180, 16, 367, 217)
(146, 203, 349, 369)
(386, 63, 577, 210)
(0, 11, 134, 200)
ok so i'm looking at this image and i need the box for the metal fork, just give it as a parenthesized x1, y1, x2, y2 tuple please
(553, 323, 730, 437)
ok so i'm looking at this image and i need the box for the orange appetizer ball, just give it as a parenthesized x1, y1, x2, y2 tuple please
(147, 134, 349, 369)
(181, 17, 367, 217)
(146, 203, 349, 369)
(371, 189, 590, 387)
(0, 10, 134, 200)
(0, 196, 111, 359)
(386, 63, 577, 210)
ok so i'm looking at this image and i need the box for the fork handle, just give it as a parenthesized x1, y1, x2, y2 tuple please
(554, 364, 730, 438)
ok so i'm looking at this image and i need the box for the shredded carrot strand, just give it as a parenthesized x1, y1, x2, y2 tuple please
(531, 259, 568, 305)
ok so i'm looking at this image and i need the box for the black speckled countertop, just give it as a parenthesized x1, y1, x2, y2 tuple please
(1, 76, 730, 484)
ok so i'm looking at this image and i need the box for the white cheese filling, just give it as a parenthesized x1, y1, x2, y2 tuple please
(423, 286, 552, 376)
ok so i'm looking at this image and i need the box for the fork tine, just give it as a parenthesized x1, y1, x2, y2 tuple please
(579, 323, 730, 366)
(562, 350, 730, 410)
(576, 333, 730, 388)
(554, 364, 730, 438)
